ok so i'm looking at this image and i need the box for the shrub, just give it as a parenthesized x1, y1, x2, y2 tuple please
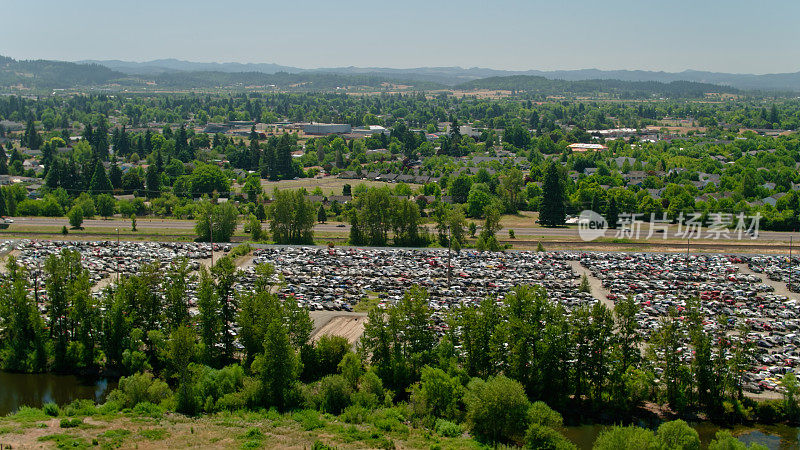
(42, 402, 60, 417)
(755, 399, 784, 423)
(707, 430, 765, 450)
(656, 420, 700, 450)
(13, 406, 49, 422)
(59, 418, 82, 428)
(352, 370, 384, 409)
(293, 409, 325, 431)
(464, 375, 530, 444)
(528, 401, 563, 428)
(132, 402, 165, 419)
(434, 419, 462, 438)
(230, 243, 252, 258)
(319, 374, 353, 415)
(109, 372, 172, 408)
(593, 426, 657, 450)
(524, 423, 576, 450)
(340, 404, 370, 424)
(63, 399, 97, 417)
(410, 366, 462, 421)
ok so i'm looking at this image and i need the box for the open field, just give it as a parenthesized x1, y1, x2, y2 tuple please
(260, 177, 421, 196)
(0, 407, 478, 449)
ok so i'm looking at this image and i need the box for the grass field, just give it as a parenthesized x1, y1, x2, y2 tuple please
(260, 177, 422, 196)
(0, 404, 479, 449)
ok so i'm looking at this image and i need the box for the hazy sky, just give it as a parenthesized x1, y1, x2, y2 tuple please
(3, 0, 800, 73)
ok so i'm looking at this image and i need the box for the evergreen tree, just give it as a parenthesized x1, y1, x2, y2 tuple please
(22, 118, 42, 150)
(145, 164, 161, 198)
(539, 162, 566, 227)
(606, 196, 619, 229)
(317, 204, 327, 223)
(89, 160, 113, 195)
(0, 145, 7, 175)
(93, 119, 109, 160)
(109, 158, 122, 189)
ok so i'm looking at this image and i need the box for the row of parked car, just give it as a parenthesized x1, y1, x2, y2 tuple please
(579, 252, 799, 394)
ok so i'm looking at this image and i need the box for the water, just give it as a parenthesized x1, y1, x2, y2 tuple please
(1, 372, 798, 448)
(563, 423, 800, 449)
(0, 371, 115, 416)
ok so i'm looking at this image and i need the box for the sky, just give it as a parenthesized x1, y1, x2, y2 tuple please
(2, 0, 800, 74)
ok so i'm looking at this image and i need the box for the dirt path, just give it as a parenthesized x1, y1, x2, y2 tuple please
(568, 260, 614, 310)
(310, 311, 368, 345)
(736, 263, 799, 301)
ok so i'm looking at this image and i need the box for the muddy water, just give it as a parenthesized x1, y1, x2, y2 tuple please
(562, 423, 800, 449)
(0, 371, 115, 416)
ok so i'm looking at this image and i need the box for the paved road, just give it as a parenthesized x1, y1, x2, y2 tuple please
(8, 216, 800, 243)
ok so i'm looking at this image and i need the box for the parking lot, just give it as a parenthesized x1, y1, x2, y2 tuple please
(2, 239, 798, 397)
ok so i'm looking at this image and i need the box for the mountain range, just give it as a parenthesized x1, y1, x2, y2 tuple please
(80, 59, 800, 91)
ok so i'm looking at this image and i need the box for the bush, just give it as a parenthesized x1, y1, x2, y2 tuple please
(230, 243, 252, 258)
(42, 402, 60, 417)
(524, 423, 576, 450)
(353, 370, 384, 409)
(340, 404, 370, 424)
(434, 419, 462, 438)
(59, 418, 82, 428)
(593, 426, 657, 450)
(708, 430, 767, 450)
(109, 372, 172, 408)
(319, 374, 353, 415)
(464, 375, 530, 444)
(755, 399, 784, 423)
(293, 409, 325, 431)
(132, 402, 165, 418)
(528, 401, 563, 428)
(63, 399, 97, 417)
(656, 420, 700, 450)
(410, 366, 462, 421)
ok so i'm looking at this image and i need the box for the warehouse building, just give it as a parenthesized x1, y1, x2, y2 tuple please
(302, 123, 352, 135)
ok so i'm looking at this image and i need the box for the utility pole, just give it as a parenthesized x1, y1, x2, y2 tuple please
(791, 236, 794, 294)
(447, 224, 452, 288)
(116, 228, 120, 283)
(686, 238, 690, 273)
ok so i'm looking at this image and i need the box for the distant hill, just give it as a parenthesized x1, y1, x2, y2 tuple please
(0, 56, 124, 89)
(151, 71, 445, 91)
(82, 59, 800, 91)
(79, 58, 299, 76)
(4, 54, 797, 95)
(454, 76, 740, 98)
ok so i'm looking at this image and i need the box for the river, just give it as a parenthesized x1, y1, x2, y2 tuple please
(562, 423, 800, 449)
(1, 372, 799, 449)
(0, 371, 115, 416)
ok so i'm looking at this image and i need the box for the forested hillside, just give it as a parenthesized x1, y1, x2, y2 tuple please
(0, 56, 124, 89)
(456, 75, 741, 98)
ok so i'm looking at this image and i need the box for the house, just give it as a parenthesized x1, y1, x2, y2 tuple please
(624, 171, 648, 186)
(583, 167, 598, 176)
(614, 157, 636, 168)
(762, 182, 777, 191)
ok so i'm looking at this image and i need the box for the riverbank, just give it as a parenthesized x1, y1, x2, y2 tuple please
(1, 404, 796, 449)
(0, 405, 479, 449)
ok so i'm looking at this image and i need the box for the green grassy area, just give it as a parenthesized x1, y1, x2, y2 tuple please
(1, 404, 481, 449)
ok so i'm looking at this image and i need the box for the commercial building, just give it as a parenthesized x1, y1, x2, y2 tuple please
(302, 123, 352, 135)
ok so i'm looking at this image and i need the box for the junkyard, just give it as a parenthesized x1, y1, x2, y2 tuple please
(3, 239, 799, 398)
